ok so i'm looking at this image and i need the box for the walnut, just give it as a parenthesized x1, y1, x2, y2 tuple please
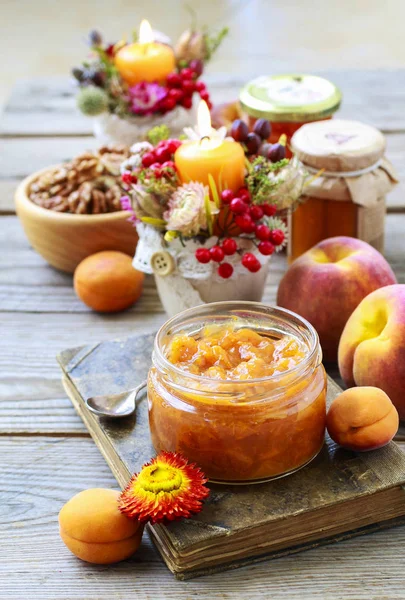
(28, 146, 129, 214)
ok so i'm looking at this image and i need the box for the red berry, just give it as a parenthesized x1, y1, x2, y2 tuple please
(180, 67, 194, 80)
(222, 238, 237, 255)
(141, 151, 156, 167)
(121, 172, 133, 185)
(167, 72, 182, 88)
(151, 164, 163, 178)
(218, 262, 234, 279)
(169, 88, 184, 102)
(258, 241, 275, 256)
(182, 80, 195, 94)
(235, 215, 256, 234)
(220, 189, 234, 205)
(229, 197, 248, 214)
(199, 90, 210, 102)
(166, 139, 182, 153)
(241, 253, 261, 273)
(249, 205, 264, 221)
(209, 245, 225, 262)
(262, 203, 277, 217)
(162, 97, 176, 111)
(195, 248, 211, 264)
(255, 224, 271, 241)
(269, 229, 285, 246)
(162, 160, 176, 170)
(181, 96, 193, 109)
(238, 187, 251, 203)
(155, 146, 172, 163)
(195, 80, 206, 92)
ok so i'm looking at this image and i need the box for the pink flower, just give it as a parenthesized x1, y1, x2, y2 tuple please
(128, 82, 167, 115)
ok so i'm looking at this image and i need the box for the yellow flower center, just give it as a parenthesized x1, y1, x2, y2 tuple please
(137, 464, 183, 493)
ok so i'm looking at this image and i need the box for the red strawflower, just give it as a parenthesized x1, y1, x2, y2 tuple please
(118, 452, 209, 524)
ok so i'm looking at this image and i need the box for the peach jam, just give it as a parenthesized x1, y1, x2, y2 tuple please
(148, 302, 326, 484)
(239, 74, 342, 156)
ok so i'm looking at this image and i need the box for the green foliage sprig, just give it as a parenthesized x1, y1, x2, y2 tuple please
(204, 27, 229, 61)
(147, 125, 171, 146)
(246, 156, 289, 205)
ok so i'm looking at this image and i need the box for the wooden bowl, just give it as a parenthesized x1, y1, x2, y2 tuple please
(15, 167, 138, 274)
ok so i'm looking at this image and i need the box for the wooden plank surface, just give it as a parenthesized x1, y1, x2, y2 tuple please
(1, 436, 405, 600)
(3, 71, 405, 136)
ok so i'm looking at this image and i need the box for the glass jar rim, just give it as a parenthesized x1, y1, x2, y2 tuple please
(153, 301, 321, 386)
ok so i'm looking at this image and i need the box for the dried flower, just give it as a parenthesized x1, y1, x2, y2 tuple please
(175, 29, 207, 62)
(128, 82, 167, 115)
(129, 184, 166, 219)
(118, 451, 209, 524)
(164, 182, 217, 237)
(264, 157, 307, 209)
(76, 86, 109, 116)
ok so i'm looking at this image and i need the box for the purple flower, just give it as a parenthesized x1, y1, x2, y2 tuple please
(128, 82, 167, 115)
(120, 194, 139, 225)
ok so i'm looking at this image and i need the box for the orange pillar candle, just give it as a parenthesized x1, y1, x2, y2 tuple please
(115, 20, 175, 86)
(175, 101, 246, 192)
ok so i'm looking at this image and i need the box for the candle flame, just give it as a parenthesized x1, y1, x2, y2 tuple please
(139, 19, 154, 44)
(197, 100, 212, 139)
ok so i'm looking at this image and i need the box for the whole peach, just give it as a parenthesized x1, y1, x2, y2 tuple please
(59, 488, 143, 564)
(74, 251, 144, 313)
(277, 236, 396, 361)
(326, 387, 399, 451)
(338, 284, 405, 419)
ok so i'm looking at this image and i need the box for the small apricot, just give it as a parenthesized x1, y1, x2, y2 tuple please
(74, 251, 144, 313)
(326, 387, 399, 452)
(59, 488, 143, 564)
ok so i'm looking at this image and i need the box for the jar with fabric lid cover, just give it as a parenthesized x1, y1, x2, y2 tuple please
(289, 119, 398, 261)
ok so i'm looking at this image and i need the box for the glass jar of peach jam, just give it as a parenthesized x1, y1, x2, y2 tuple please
(148, 302, 326, 484)
(239, 74, 342, 156)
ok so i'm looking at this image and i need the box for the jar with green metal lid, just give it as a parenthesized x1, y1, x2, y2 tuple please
(239, 74, 342, 153)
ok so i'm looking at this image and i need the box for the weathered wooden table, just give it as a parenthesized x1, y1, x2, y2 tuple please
(1, 71, 405, 600)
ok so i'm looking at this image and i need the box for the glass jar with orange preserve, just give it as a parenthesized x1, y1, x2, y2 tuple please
(148, 302, 326, 484)
(288, 119, 398, 262)
(239, 74, 342, 156)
